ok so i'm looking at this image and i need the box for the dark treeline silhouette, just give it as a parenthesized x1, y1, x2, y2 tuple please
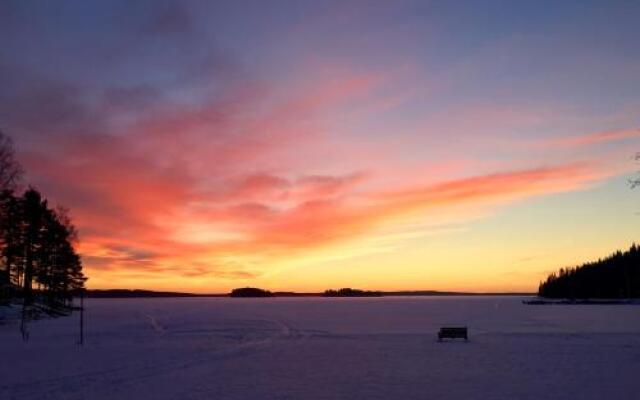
(229, 287, 273, 297)
(538, 244, 640, 299)
(323, 288, 382, 297)
(0, 131, 85, 312)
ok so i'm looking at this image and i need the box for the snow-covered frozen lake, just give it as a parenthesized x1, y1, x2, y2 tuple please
(1, 296, 639, 399)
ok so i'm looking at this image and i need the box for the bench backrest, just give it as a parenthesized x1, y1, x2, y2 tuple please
(439, 327, 467, 335)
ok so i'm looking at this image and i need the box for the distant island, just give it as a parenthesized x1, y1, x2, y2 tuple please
(538, 243, 640, 299)
(229, 287, 273, 297)
(323, 288, 382, 297)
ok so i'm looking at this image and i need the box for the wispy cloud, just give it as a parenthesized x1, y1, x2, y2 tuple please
(544, 128, 640, 148)
(2, 0, 639, 291)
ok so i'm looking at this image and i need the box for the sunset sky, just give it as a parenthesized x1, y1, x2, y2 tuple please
(1, 0, 639, 293)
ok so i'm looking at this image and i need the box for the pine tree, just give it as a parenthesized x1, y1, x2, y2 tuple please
(21, 188, 47, 305)
(539, 244, 640, 298)
(0, 131, 85, 316)
(0, 190, 23, 285)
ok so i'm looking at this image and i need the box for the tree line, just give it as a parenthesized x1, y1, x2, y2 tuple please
(538, 244, 640, 299)
(0, 131, 85, 312)
(323, 288, 382, 297)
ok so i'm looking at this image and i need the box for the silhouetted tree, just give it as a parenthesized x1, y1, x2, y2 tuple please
(0, 191, 23, 285)
(21, 188, 46, 304)
(0, 130, 22, 192)
(631, 152, 640, 188)
(0, 131, 85, 313)
(539, 244, 640, 298)
(42, 207, 85, 305)
(0, 131, 22, 285)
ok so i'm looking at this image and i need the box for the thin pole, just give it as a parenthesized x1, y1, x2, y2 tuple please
(20, 297, 28, 342)
(79, 289, 84, 346)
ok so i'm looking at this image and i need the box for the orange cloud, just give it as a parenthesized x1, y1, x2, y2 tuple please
(15, 66, 626, 291)
(545, 128, 640, 148)
(237, 162, 604, 252)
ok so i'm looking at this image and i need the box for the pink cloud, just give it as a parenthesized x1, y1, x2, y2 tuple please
(12, 65, 627, 289)
(545, 128, 640, 148)
(238, 162, 605, 252)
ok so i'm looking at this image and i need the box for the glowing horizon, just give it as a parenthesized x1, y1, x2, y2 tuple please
(1, 1, 639, 293)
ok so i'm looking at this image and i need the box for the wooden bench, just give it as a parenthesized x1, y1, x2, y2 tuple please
(438, 327, 468, 341)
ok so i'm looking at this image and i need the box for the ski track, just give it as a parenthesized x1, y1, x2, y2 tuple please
(141, 312, 166, 334)
(0, 315, 322, 400)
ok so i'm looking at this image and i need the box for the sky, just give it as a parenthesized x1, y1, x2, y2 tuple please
(1, 0, 639, 293)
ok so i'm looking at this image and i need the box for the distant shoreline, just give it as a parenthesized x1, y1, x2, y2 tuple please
(523, 298, 640, 305)
(85, 289, 534, 299)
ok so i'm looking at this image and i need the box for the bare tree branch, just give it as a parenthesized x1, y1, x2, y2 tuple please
(0, 130, 23, 192)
